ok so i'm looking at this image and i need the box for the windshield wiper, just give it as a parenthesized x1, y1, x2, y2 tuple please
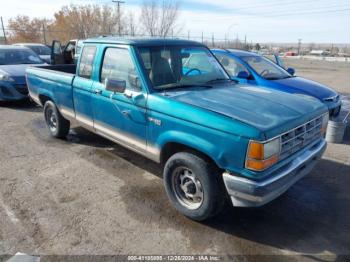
(205, 78, 233, 84)
(156, 84, 212, 91)
(268, 75, 295, 80)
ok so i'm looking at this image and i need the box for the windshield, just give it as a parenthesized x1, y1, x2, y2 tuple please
(27, 45, 51, 56)
(0, 48, 44, 65)
(241, 55, 291, 80)
(137, 46, 229, 90)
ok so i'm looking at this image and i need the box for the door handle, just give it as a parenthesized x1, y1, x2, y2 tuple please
(121, 110, 131, 117)
(94, 89, 102, 95)
(124, 92, 133, 99)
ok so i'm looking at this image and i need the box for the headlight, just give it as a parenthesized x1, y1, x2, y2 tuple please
(245, 138, 280, 171)
(321, 112, 329, 135)
(0, 70, 15, 82)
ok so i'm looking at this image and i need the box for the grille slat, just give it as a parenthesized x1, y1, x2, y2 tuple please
(280, 115, 323, 160)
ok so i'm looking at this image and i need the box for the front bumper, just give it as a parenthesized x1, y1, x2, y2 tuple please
(223, 139, 327, 207)
(0, 82, 29, 101)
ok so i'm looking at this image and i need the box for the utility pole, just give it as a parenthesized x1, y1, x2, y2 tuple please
(297, 38, 302, 55)
(201, 31, 204, 43)
(331, 43, 334, 55)
(212, 33, 214, 48)
(112, 0, 125, 36)
(42, 23, 47, 45)
(1, 16, 7, 44)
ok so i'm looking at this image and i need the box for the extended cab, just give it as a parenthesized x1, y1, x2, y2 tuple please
(26, 38, 328, 221)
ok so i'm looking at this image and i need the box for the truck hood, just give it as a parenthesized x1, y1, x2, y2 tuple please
(0, 64, 45, 84)
(165, 84, 327, 138)
(271, 76, 338, 100)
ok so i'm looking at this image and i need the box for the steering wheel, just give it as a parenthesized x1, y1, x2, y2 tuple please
(260, 69, 270, 76)
(185, 68, 202, 76)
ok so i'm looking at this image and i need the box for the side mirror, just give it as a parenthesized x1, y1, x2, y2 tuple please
(287, 67, 295, 76)
(237, 71, 249, 79)
(105, 78, 126, 93)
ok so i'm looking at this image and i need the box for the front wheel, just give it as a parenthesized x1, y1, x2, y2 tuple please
(43, 100, 70, 138)
(163, 152, 225, 221)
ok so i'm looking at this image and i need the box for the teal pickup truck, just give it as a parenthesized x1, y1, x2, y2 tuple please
(26, 37, 328, 221)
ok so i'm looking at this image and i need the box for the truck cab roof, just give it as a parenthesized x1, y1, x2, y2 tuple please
(83, 37, 205, 47)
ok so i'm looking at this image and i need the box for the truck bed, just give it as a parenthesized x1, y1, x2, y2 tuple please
(35, 64, 77, 74)
(26, 64, 77, 112)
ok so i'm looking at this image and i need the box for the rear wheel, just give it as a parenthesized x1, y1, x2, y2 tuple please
(43, 100, 70, 138)
(163, 152, 225, 221)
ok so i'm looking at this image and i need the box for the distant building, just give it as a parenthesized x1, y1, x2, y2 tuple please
(338, 52, 350, 58)
(285, 51, 297, 56)
(310, 50, 330, 56)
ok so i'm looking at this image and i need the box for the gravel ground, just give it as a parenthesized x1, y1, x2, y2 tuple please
(0, 59, 350, 261)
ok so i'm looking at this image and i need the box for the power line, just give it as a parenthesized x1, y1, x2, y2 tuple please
(191, 6, 350, 22)
(216, 0, 322, 12)
(253, 7, 350, 18)
(250, 3, 350, 14)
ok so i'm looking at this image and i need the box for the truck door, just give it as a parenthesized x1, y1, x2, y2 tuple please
(72, 45, 97, 128)
(91, 46, 147, 153)
(51, 40, 64, 65)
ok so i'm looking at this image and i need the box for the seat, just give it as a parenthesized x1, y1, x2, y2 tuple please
(149, 57, 175, 86)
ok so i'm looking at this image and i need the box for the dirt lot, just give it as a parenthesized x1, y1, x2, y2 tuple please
(0, 59, 350, 261)
(285, 58, 350, 94)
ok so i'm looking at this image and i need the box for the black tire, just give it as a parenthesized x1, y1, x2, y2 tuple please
(163, 152, 225, 221)
(43, 100, 70, 138)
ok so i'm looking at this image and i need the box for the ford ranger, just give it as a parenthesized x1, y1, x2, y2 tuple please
(26, 38, 328, 221)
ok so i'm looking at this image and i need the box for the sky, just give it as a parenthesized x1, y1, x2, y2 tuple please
(1, 0, 350, 43)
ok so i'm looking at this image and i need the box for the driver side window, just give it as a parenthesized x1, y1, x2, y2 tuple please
(100, 48, 141, 91)
(216, 54, 249, 78)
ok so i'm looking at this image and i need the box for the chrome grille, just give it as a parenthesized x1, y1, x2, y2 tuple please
(280, 115, 323, 160)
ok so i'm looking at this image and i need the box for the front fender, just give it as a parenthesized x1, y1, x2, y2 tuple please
(155, 129, 249, 172)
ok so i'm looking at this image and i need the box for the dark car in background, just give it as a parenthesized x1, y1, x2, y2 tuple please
(0, 45, 46, 101)
(13, 43, 51, 64)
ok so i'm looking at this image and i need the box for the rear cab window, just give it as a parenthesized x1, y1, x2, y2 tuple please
(78, 46, 97, 79)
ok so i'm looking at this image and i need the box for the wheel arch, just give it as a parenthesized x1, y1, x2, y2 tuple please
(38, 93, 54, 107)
(160, 141, 222, 172)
